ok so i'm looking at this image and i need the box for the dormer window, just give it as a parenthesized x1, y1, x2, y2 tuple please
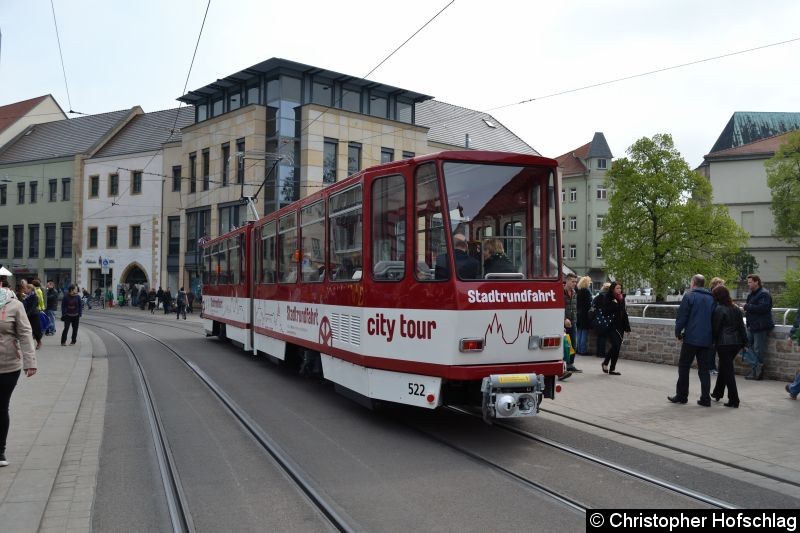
(597, 158, 607, 169)
(482, 118, 497, 128)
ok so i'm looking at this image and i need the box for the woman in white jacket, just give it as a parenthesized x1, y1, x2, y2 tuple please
(0, 287, 37, 466)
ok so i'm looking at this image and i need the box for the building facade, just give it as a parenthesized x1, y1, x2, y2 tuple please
(555, 132, 613, 287)
(0, 95, 67, 149)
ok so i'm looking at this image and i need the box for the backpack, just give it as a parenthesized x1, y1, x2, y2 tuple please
(65, 296, 79, 316)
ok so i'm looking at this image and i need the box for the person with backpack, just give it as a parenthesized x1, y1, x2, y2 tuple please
(175, 287, 187, 320)
(61, 285, 83, 346)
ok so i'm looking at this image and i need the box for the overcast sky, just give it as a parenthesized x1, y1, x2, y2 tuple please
(1, 0, 798, 167)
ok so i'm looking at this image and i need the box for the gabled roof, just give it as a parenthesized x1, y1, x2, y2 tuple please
(415, 100, 538, 155)
(0, 95, 50, 135)
(0, 108, 137, 164)
(705, 131, 794, 160)
(555, 142, 590, 176)
(708, 111, 800, 154)
(93, 107, 195, 159)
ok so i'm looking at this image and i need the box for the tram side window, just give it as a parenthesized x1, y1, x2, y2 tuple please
(546, 172, 559, 278)
(414, 163, 445, 281)
(278, 213, 298, 283)
(209, 245, 219, 285)
(218, 244, 229, 284)
(531, 185, 543, 277)
(202, 250, 210, 285)
(300, 201, 325, 282)
(329, 186, 362, 281)
(371, 174, 405, 281)
(261, 221, 277, 283)
(229, 237, 241, 286)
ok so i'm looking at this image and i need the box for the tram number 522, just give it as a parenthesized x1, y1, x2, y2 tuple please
(408, 383, 426, 396)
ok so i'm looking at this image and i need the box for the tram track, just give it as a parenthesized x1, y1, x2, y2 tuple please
(446, 407, 736, 510)
(537, 406, 800, 490)
(85, 320, 356, 533)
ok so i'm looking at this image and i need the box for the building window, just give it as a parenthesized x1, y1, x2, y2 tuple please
(369, 93, 387, 118)
(569, 187, 577, 202)
(380, 147, 394, 164)
(569, 216, 577, 231)
(62, 178, 71, 201)
(13, 225, 23, 258)
(312, 80, 333, 106)
(61, 223, 72, 257)
(44, 224, 55, 258)
(228, 90, 241, 111)
(18, 183, 25, 204)
(596, 186, 607, 200)
(323, 138, 337, 184)
(347, 142, 362, 176)
(132, 171, 142, 195)
(30, 181, 37, 203)
(107, 226, 117, 248)
(221, 143, 230, 187)
(202, 149, 210, 191)
(218, 204, 241, 234)
(189, 153, 197, 193)
(211, 97, 223, 117)
(0, 184, 5, 206)
(236, 138, 245, 184)
(109, 173, 119, 196)
(402, 151, 415, 160)
(88, 227, 98, 248)
(196, 103, 207, 122)
(48, 180, 57, 202)
(28, 224, 39, 258)
(246, 82, 259, 105)
(89, 176, 99, 198)
(172, 166, 181, 192)
(741, 211, 754, 234)
(596, 215, 605, 229)
(597, 158, 607, 169)
(561, 217, 566, 231)
(0, 226, 7, 257)
(596, 244, 603, 258)
(341, 88, 360, 113)
(396, 99, 412, 123)
(130, 225, 141, 248)
(569, 244, 577, 259)
(168, 217, 180, 256)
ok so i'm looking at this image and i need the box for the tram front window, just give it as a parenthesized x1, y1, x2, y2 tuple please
(442, 162, 556, 280)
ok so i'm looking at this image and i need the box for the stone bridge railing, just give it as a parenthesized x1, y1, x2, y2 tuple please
(587, 318, 799, 381)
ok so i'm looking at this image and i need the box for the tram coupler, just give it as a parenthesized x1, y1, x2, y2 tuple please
(481, 373, 544, 423)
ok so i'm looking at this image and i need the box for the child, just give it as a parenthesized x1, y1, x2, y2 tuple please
(559, 331, 575, 381)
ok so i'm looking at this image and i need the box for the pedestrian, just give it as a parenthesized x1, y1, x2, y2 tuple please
(45, 280, 58, 336)
(669, 274, 716, 406)
(148, 288, 157, 314)
(707, 277, 726, 375)
(32, 279, 45, 315)
(21, 281, 43, 350)
(785, 305, 800, 399)
(175, 287, 187, 320)
(575, 276, 593, 355)
(594, 282, 611, 359)
(559, 326, 574, 381)
(481, 238, 516, 275)
(186, 290, 195, 314)
(741, 274, 774, 380)
(60, 284, 83, 346)
(156, 286, 164, 310)
(600, 281, 630, 376)
(563, 273, 581, 372)
(710, 285, 746, 408)
(163, 288, 172, 315)
(0, 286, 37, 467)
(139, 286, 148, 310)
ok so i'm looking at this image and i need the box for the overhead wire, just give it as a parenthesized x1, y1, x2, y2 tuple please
(49, 0, 77, 114)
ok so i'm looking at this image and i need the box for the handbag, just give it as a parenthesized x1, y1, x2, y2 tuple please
(592, 307, 613, 332)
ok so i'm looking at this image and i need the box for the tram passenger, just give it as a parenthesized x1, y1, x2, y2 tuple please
(481, 238, 515, 276)
(435, 234, 480, 280)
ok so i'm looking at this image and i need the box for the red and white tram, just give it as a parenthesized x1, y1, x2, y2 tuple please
(201, 151, 566, 420)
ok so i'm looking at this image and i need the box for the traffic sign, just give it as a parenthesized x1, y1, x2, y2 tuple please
(101, 258, 109, 275)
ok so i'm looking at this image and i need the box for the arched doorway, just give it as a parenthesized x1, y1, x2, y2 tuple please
(121, 264, 148, 287)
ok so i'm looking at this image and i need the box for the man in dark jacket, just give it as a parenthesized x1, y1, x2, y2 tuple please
(45, 280, 58, 336)
(669, 274, 716, 406)
(742, 274, 774, 380)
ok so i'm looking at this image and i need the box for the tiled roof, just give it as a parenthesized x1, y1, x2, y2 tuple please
(0, 95, 49, 135)
(94, 107, 194, 158)
(0, 109, 136, 164)
(415, 100, 538, 154)
(555, 142, 590, 176)
(705, 131, 795, 160)
(709, 112, 800, 154)
(587, 132, 613, 159)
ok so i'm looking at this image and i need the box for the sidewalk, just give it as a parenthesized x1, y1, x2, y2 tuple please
(1, 308, 797, 531)
(549, 355, 800, 497)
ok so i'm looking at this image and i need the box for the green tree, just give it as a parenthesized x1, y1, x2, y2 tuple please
(724, 250, 758, 283)
(777, 266, 800, 309)
(601, 134, 748, 301)
(766, 130, 800, 246)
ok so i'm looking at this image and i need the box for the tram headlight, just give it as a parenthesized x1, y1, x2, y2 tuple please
(495, 394, 517, 417)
